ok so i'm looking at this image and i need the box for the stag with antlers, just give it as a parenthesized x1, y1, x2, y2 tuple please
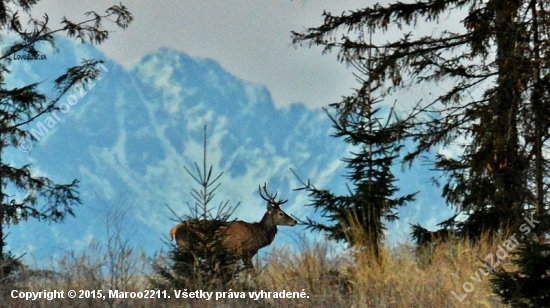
(170, 183, 297, 269)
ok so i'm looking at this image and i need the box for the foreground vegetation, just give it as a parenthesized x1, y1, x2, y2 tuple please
(1, 233, 519, 308)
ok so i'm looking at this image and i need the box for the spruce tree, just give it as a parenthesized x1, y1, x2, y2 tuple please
(491, 239, 550, 307)
(293, 63, 416, 261)
(154, 126, 243, 290)
(0, 0, 132, 279)
(292, 0, 550, 239)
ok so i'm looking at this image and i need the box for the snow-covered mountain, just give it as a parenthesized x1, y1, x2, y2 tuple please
(5, 38, 449, 264)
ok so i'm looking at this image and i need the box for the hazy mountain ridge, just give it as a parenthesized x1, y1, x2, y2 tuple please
(6, 38, 352, 261)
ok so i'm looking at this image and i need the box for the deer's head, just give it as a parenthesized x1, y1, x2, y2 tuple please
(259, 183, 297, 227)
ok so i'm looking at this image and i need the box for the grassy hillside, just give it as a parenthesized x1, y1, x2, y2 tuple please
(2, 231, 513, 308)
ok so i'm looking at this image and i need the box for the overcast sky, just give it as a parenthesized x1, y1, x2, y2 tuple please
(31, 0, 373, 109)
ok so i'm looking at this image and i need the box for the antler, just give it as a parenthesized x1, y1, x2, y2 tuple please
(258, 183, 288, 205)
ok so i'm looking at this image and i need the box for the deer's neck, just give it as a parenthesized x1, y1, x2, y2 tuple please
(258, 213, 278, 245)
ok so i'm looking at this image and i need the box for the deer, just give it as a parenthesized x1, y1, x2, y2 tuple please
(169, 183, 297, 269)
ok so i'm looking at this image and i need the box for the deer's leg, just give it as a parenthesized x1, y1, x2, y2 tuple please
(242, 254, 254, 269)
(240, 253, 259, 287)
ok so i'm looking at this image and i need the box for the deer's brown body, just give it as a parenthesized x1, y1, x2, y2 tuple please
(170, 184, 297, 269)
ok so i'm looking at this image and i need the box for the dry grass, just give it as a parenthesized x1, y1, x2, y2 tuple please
(1, 233, 518, 308)
(257, 235, 511, 308)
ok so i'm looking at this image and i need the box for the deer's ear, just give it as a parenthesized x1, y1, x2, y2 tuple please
(267, 203, 274, 211)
